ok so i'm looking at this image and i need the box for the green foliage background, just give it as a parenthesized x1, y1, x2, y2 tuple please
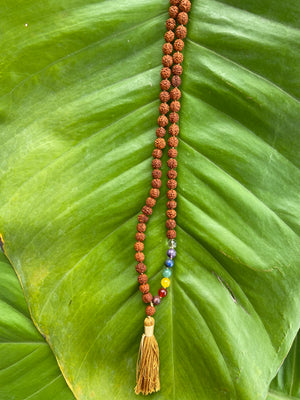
(0, 0, 299, 399)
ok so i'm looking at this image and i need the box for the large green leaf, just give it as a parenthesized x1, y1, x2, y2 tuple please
(268, 332, 300, 400)
(1, 0, 300, 399)
(0, 252, 75, 400)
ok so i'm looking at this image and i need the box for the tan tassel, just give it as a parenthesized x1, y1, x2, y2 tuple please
(135, 316, 160, 395)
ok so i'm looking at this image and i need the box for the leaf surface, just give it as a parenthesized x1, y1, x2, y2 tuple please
(0, 0, 300, 399)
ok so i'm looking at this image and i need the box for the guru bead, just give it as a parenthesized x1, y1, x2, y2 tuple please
(158, 288, 167, 297)
(145, 305, 156, 316)
(163, 268, 172, 278)
(161, 277, 171, 288)
(165, 258, 174, 268)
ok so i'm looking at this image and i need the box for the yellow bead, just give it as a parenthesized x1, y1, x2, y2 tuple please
(161, 277, 171, 288)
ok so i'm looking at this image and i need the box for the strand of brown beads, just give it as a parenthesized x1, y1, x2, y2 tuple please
(135, 1, 191, 395)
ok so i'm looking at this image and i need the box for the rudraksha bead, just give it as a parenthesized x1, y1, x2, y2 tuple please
(152, 159, 162, 169)
(164, 30, 175, 42)
(157, 115, 168, 127)
(152, 169, 162, 179)
(136, 263, 146, 273)
(145, 305, 156, 316)
(166, 18, 176, 31)
(167, 189, 177, 199)
(170, 0, 180, 4)
(160, 67, 171, 79)
(167, 200, 177, 209)
(138, 274, 148, 284)
(137, 223, 146, 232)
(139, 283, 150, 294)
(167, 230, 177, 239)
(176, 25, 187, 39)
(155, 138, 166, 149)
(172, 75, 182, 88)
(167, 158, 178, 168)
(168, 148, 178, 158)
(167, 179, 177, 189)
(142, 206, 153, 216)
(152, 149, 162, 158)
(138, 214, 149, 223)
(168, 136, 179, 147)
(179, 0, 191, 12)
(172, 64, 183, 75)
(143, 292, 153, 304)
(177, 12, 189, 25)
(167, 169, 177, 179)
(167, 209, 177, 218)
(159, 91, 170, 102)
(150, 188, 160, 198)
(163, 42, 173, 55)
(135, 242, 144, 252)
(152, 179, 162, 189)
(135, 252, 145, 262)
(136, 232, 146, 242)
(174, 39, 184, 51)
(160, 79, 171, 91)
(169, 124, 179, 136)
(162, 55, 173, 67)
(170, 88, 181, 100)
(156, 127, 166, 137)
(169, 112, 179, 123)
(159, 103, 169, 114)
(166, 219, 176, 229)
(169, 5, 179, 18)
(173, 52, 184, 64)
(170, 100, 181, 112)
(146, 197, 156, 207)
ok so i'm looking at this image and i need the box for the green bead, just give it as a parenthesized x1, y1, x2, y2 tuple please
(163, 268, 172, 278)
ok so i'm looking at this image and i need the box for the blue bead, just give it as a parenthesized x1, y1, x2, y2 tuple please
(167, 248, 176, 259)
(163, 268, 172, 278)
(165, 258, 174, 268)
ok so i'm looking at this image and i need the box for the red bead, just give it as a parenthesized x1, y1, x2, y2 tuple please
(158, 288, 167, 297)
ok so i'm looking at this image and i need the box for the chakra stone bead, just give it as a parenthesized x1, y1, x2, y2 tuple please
(161, 277, 171, 288)
(163, 268, 172, 278)
(158, 288, 167, 297)
(168, 239, 177, 248)
(167, 248, 176, 259)
(165, 258, 174, 268)
(153, 295, 161, 305)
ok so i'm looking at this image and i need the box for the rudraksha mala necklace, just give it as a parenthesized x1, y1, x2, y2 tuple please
(134, 0, 191, 396)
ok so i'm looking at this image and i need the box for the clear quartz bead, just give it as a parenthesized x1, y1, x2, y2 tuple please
(168, 239, 177, 248)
